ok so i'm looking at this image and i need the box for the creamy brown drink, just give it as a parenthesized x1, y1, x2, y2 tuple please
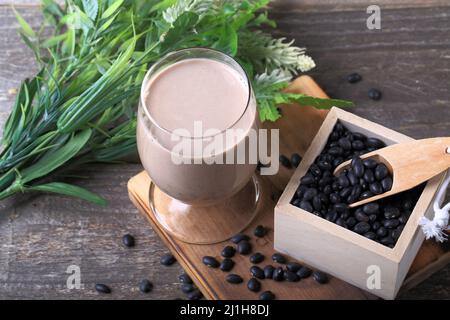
(137, 56, 258, 205)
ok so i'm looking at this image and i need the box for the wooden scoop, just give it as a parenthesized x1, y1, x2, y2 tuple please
(334, 137, 450, 208)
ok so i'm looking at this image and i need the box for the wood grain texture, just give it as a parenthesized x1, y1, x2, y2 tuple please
(0, 2, 448, 299)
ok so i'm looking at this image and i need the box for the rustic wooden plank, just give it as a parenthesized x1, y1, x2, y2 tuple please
(0, 3, 448, 299)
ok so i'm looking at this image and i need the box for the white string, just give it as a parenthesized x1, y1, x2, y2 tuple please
(418, 148, 450, 242)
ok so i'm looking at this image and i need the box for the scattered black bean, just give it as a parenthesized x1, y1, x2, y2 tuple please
(272, 267, 284, 281)
(231, 233, 249, 244)
(368, 88, 382, 101)
(259, 291, 275, 300)
(254, 225, 267, 238)
(296, 266, 312, 279)
(181, 283, 195, 293)
(95, 283, 111, 294)
(139, 279, 153, 293)
(291, 153, 302, 168)
(220, 258, 235, 272)
(160, 253, 176, 266)
(272, 253, 287, 264)
(250, 252, 265, 264)
(263, 265, 275, 279)
(312, 271, 329, 284)
(187, 289, 203, 300)
(226, 274, 243, 284)
(347, 72, 362, 83)
(250, 266, 265, 280)
(221, 245, 236, 258)
(202, 256, 220, 268)
(247, 278, 261, 292)
(284, 270, 300, 282)
(279, 155, 291, 168)
(286, 262, 302, 273)
(178, 273, 193, 284)
(122, 234, 135, 247)
(237, 241, 252, 255)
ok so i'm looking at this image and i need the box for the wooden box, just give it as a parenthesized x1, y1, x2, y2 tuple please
(274, 107, 447, 300)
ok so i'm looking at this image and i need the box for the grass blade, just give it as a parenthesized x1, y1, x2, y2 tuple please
(28, 182, 107, 205)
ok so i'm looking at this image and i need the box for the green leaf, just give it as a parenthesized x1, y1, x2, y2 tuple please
(41, 33, 67, 48)
(83, 0, 99, 21)
(28, 182, 107, 205)
(101, 0, 124, 20)
(21, 129, 92, 183)
(13, 7, 36, 38)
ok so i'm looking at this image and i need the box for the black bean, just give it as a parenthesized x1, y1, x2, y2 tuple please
(138, 279, 153, 293)
(350, 185, 363, 200)
(299, 200, 313, 213)
(312, 195, 322, 211)
(339, 187, 352, 199)
(355, 209, 370, 222)
(360, 190, 374, 200)
(296, 266, 312, 279)
(338, 137, 352, 150)
(272, 267, 284, 281)
(221, 245, 236, 258)
(323, 185, 333, 195)
(362, 203, 379, 215)
(325, 211, 338, 222)
(237, 241, 252, 255)
(259, 291, 275, 300)
(187, 289, 203, 300)
(318, 160, 332, 171)
(403, 199, 414, 211)
(178, 273, 193, 284)
(328, 147, 343, 156)
(399, 214, 409, 224)
(366, 137, 385, 149)
(391, 227, 403, 240)
(202, 256, 220, 268)
(312, 271, 329, 284)
(377, 226, 388, 238)
(181, 283, 195, 293)
(381, 177, 393, 191)
(384, 219, 400, 229)
(352, 140, 365, 151)
(371, 221, 381, 231)
(338, 174, 350, 188)
(231, 233, 250, 244)
(250, 266, 265, 279)
(347, 72, 362, 83)
(374, 164, 389, 180)
(346, 217, 357, 228)
(363, 170, 375, 183)
(354, 222, 371, 234)
(226, 274, 243, 284)
(250, 253, 265, 264)
(336, 218, 348, 228)
(384, 206, 400, 219)
(220, 258, 235, 272)
(353, 132, 367, 141)
(122, 234, 135, 247)
(381, 236, 394, 246)
(332, 157, 344, 167)
(247, 278, 261, 292)
(310, 164, 322, 177)
(254, 225, 267, 238)
(368, 88, 382, 100)
(279, 155, 291, 168)
(363, 159, 377, 169)
(369, 181, 383, 195)
(347, 171, 358, 186)
(160, 253, 176, 266)
(364, 232, 377, 240)
(284, 270, 300, 282)
(300, 175, 315, 185)
(264, 265, 275, 279)
(303, 188, 318, 201)
(272, 253, 287, 264)
(369, 214, 377, 223)
(295, 186, 307, 199)
(329, 193, 341, 204)
(335, 122, 345, 133)
(291, 153, 302, 168)
(334, 203, 349, 214)
(95, 283, 111, 294)
(286, 262, 302, 273)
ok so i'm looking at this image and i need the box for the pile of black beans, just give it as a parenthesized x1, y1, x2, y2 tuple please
(291, 121, 424, 248)
(202, 225, 329, 300)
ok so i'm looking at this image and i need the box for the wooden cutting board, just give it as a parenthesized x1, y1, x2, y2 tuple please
(128, 75, 449, 300)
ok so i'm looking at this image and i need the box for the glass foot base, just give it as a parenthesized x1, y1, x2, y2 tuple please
(149, 175, 261, 244)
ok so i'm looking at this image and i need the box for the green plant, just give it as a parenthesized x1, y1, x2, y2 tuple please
(0, 0, 352, 204)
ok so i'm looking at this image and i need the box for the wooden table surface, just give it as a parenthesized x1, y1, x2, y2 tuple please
(0, 0, 449, 299)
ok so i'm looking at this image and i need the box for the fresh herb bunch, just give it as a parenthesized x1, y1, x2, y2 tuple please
(0, 0, 352, 204)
